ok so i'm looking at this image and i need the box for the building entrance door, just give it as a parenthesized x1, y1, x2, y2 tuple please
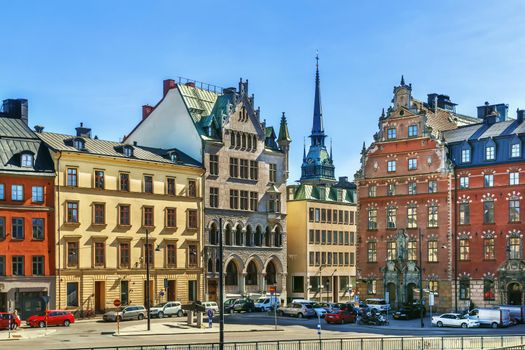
(406, 283, 417, 304)
(168, 280, 176, 301)
(507, 282, 522, 305)
(15, 291, 45, 320)
(387, 283, 396, 307)
(94, 281, 106, 313)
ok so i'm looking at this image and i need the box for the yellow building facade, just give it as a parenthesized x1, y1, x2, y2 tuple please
(38, 126, 204, 313)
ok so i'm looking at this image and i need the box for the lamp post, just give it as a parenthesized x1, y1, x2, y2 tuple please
(145, 229, 151, 331)
(219, 218, 224, 350)
(418, 228, 424, 328)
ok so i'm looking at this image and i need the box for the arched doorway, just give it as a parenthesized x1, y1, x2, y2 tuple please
(266, 261, 277, 285)
(508, 283, 522, 305)
(406, 283, 417, 304)
(387, 283, 396, 307)
(225, 261, 239, 286)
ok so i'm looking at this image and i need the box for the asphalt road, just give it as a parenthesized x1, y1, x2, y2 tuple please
(4, 312, 525, 350)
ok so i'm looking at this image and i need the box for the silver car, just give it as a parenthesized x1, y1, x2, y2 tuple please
(149, 301, 184, 318)
(277, 302, 316, 318)
(103, 305, 146, 322)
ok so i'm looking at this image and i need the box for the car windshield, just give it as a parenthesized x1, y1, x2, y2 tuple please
(304, 304, 313, 309)
(312, 304, 323, 308)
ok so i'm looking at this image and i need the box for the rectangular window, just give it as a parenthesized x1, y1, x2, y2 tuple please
(428, 180, 437, 193)
(484, 174, 494, 187)
(67, 168, 78, 187)
(321, 209, 326, 222)
(32, 256, 44, 276)
(167, 243, 177, 267)
(509, 199, 520, 223)
(240, 190, 249, 210)
(459, 203, 470, 225)
(143, 206, 154, 227)
(408, 125, 418, 137)
(119, 242, 130, 268)
(67, 201, 79, 223)
(32, 186, 44, 203)
(187, 210, 198, 229)
(94, 170, 105, 189)
(428, 205, 438, 228)
(387, 183, 395, 196)
(144, 243, 154, 266)
(315, 252, 320, 266)
(459, 176, 469, 189)
(209, 155, 219, 176)
(407, 206, 417, 228)
(67, 282, 79, 307)
(486, 146, 495, 160)
(350, 252, 355, 266)
(321, 252, 326, 265)
(119, 205, 130, 226)
(327, 209, 332, 223)
(229, 158, 239, 178)
(344, 211, 350, 224)
(333, 210, 338, 223)
(315, 230, 320, 244)
(94, 242, 105, 267)
(511, 143, 521, 158)
(309, 208, 315, 222)
(188, 244, 198, 267)
(269, 163, 277, 183)
(367, 280, 377, 295)
(408, 182, 417, 195)
(368, 209, 377, 229)
(119, 173, 130, 191)
(484, 201, 495, 224)
(12, 218, 24, 239)
(428, 241, 438, 262)
(327, 252, 332, 265)
(0, 183, 4, 200)
(408, 241, 417, 261)
(268, 194, 281, 213)
(387, 160, 396, 172)
(333, 252, 339, 265)
(350, 231, 355, 245)
(483, 238, 495, 260)
(166, 208, 177, 228)
(510, 172, 520, 186)
(240, 159, 249, 179)
(321, 230, 326, 244)
(344, 252, 349, 266)
(387, 241, 397, 261)
(387, 128, 396, 140)
(510, 237, 521, 259)
(209, 187, 219, 208)
(368, 185, 376, 197)
(94, 203, 105, 225)
(484, 279, 495, 301)
(249, 160, 258, 180)
(144, 175, 153, 193)
(188, 281, 197, 302)
(230, 189, 239, 209)
(309, 230, 314, 244)
(460, 279, 470, 300)
(344, 231, 350, 245)
(32, 218, 44, 240)
(459, 239, 470, 260)
(461, 149, 471, 163)
(67, 241, 79, 267)
(0, 256, 4, 276)
(292, 276, 305, 293)
(11, 185, 23, 201)
(367, 241, 377, 262)
(408, 158, 417, 170)
(0, 217, 4, 240)
(166, 177, 176, 195)
(249, 192, 258, 211)
(121, 280, 129, 306)
(315, 208, 321, 222)
(12, 256, 24, 276)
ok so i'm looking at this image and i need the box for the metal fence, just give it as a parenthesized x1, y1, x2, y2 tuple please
(67, 336, 525, 350)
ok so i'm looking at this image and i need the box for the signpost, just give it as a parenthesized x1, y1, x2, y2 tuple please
(385, 291, 390, 322)
(269, 285, 277, 330)
(41, 295, 50, 335)
(429, 292, 435, 327)
(114, 299, 121, 335)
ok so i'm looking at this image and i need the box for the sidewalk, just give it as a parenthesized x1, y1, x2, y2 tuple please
(0, 328, 56, 341)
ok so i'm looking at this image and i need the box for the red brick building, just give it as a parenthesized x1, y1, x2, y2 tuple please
(356, 79, 477, 311)
(0, 99, 56, 318)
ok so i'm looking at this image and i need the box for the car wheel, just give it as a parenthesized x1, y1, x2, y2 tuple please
(437, 321, 443, 327)
(297, 313, 304, 318)
(158, 312, 164, 319)
(138, 314, 144, 320)
(39, 321, 46, 328)
(491, 322, 498, 329)
(177, 310, 184, 317)
(461, 323, 467, 329)
(64, 320, 71, 327)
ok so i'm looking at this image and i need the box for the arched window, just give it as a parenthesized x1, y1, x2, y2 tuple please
(207, 258, 213, 273)
(266, 261, 277, 285)
(245, 261, 258, 285)
(245, 226, 252, 247)
(225, 261, 238, 286)
(265, 226, 271, 247)
(274, 226, 281, 247)
(216, 259, 220, 273)
(234, 225, 242, 246)
(254, 226, 262, 247)
(209, 223, 218, 245)
(224, 224, 232, 246)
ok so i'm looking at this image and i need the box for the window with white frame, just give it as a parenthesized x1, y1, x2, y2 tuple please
(387, 183, 395, 196)
(428, 180, 437, 193)
(509, 198, 521, 223)
(387, 160, 396, 172)
(461, 148, 471, 163)
(408, 124, 418, 137)
(368, 185, 376, 197)
(485, 144, 495, 160)
(386, 206, 396, 229)
(484, 174, 494, 187)
(510, 172, 520, 186)
(407, 204, 417, 228)
(387, 128, 396, 140)
(459, 176, 469, 189)
(368, 208, 377, 230)
(408, 158, 417, 170)
(428, 204, 438, 228)
(408, 182, 417, 195)
(21, 153, 33, 167)
(511, 142, 521, 158)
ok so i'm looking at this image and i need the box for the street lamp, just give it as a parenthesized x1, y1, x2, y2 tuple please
(218, 218, 225, 350)
(145, 229, 151, 331)
(418, 228, 424, 328)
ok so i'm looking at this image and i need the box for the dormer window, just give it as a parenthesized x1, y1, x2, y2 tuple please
(408, 124, 418, 137)
(170, 152, 177, 162)
(511, 138, 521, 158)
(485, 141, 496, 161)
(73, 139, 85, 150)
(123, 146, 133, 157)
(387, 128, 397, 140)
(21, 153, 33, 167)
(461, 148, 471, 163)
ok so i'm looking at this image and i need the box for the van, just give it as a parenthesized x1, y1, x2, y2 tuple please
(365, 298, 391, 313)
(469, 308, 511, 328)
(255, 296, 280, 311)
(499, 305, 525, 324)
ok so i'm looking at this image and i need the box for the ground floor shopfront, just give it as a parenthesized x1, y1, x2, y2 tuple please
(287, 273, 356, 303)
(0, 277, 56, 319)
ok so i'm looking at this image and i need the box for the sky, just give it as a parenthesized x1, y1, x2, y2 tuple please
(1, 1, 525, 183)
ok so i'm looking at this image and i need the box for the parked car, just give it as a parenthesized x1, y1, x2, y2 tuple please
(432, 313, 479, 328)
(26, 310, 75, 328)
(498, 305, 525, 324)
(254, 296, 280, 312)
(233, 299, 255, 313)
(224, 298, 238, 314)
(149, 301, 184, 318)
(325, 307, 357, 324)
(393, 305, 426, 320)
(469, 308, 511, 328)
(277, 303, 316, 318)
(103, 305, 146, 322)
(365, 299, 390, 313)
(311, 303, 328, 318)
(355, 302, 368, 315)
(317, 302, 338, 313)
(202, 301, 219, 313)
(0, 312, 21, 330)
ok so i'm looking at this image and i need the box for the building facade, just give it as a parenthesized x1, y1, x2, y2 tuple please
(0, 99, 56, 318)
(356, 78, 477, 312)
(126, 78, 290, 302)
(38, 124, 204, 312)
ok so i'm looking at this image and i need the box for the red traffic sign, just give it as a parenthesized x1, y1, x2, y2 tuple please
(268, 286, 276, 294)
(113, 299, 121, 307)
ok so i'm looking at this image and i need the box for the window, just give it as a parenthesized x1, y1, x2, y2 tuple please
(315, 208, 321, 222)
(119, 242, 130, 268)
(229, 158, 239, 177)
(230, 189, 239, 209)
(387, 241, 397, 261)
(485, 145, 495, 160)
(428, 180, 437, 193)
(344, 231, 350, 245)
(459, 176, 469, 189)
(209, 155, 219, 176)
(119, 173, 130, 191)
(407, 204, 417, 228)
(345, 211, 350, 224)
(73, 139, 84, 150)
(94, 203, 105, 225)
(408, 124, 418, 137)
(269, 163, 277, 183)
(509, 198, 520, 222)
(367, 241, 377, 262)
(94, 242, 105, 267)
(268, 194, 281, 213)
(187, 210, 198, 229)
(240, 159, 249, 179)
(484, 279, 495, 301)
(309, 208, 314, 222)
(314, 230, 320, 244)
(408, 182, 417, 195)
(484, 238, 495, 260)
(460, 279, 470, 300)
(250, 192, 258, 211)
(510, 172, 520, 186)
(32, 186, 44, 203)
(511, 143, 521, 158)
(12, 256, 24, 276)
(333, 210, 338, 224)
(0, 184, 4, 200)
(386, 206, 397, 229)
(21, 153, 33, 167)
(121, 280, 129, 305)
(367, 280, 377, 295)
(327, 210, 332, 223)
(368, 185, 376, 197)
(249, 160, 258, 180)
(0, 217, 4, 240)
(144, 243, 154, 266)
(459, 202, 470, 225)
(408, 158, 417, 170)
(428, 240, 438, 262)
(166, 208, 177, 228)
(144, 175, 153, 193)
(32, 218, 44, 240)
(240, 190, 249, 210)
(32, 256, 44, 276)
(459, 238, 470, 260)
(11, 185, 23, 201)
(292, 276, 304, 293)
(387, 160, 396, 172)
(167, 243, 177, 267)
(0, 256, 4, 276)
(94, 170, 105, 189)
(67, 282, 79, 307)
(484, 174, 494, 187)
(509, 237, 521, 259)
(67, 241, 79, 267)
(143, 206, 154, 227)
(166, 177, 176, 195)
(123, 146, 133, 157)
(387, 128, 396, 140)
(428, 204, 438, 228)
(12, 218, 24, 239)
(484, 200, 495, 224)
(408, 240, 417, 261)
(209, 187, 219, 208)
(67, 168, 78, 187)
(309, 230, 314, 244)
(118, 205, 130, 226)
(387, 183, 395, 196)
(188, 244, 198, 267)
(461, 149, 471, 163)
(368, 208, 377, 230)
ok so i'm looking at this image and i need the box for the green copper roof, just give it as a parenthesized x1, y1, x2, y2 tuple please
(288, 183, 356, 204)
(278, 112, 291, 142)
(178, 84, 220, 123)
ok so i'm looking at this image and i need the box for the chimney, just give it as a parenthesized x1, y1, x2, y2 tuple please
(517, 109, 524, 123)
(339, 176, 349, 183)
(2, 99, 28, 125)
(34, 125, 44, 133)
(142, 105, 154, 120)
(75, 122, 92, 138)
(185, 82, 195, 88)
(163, 79, 176, 96)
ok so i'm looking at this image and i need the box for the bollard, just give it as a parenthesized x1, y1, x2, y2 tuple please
(196, 311, 203, 328)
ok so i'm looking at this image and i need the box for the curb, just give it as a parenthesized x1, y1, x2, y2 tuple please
(112, 327, 284, 337)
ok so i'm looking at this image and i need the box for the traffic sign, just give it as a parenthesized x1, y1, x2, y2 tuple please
(268, 286, 276, 294)
(113, 299, 121, 307)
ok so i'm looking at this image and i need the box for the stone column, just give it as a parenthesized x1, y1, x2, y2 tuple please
(240, 272, 246, 297)
(261, 272, 267, 295)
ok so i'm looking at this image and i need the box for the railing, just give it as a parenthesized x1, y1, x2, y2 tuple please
(177, 76, 224, 94)
(65, 335, 525, 350)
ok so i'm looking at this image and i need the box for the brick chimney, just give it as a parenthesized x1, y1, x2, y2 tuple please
(142, 105, 154, 120)
(163, 79, 176, 96)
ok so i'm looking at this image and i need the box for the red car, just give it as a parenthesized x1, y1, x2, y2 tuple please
(26, 310, 75, 328)
(325, 308, 357, 324)
(0, 312, 21, 330)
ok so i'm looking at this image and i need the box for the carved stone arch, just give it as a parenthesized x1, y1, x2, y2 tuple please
(244, 255, 265, 274)
(223, 254, 244, 274)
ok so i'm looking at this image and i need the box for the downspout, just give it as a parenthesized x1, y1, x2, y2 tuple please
(56, 151, 62, 308)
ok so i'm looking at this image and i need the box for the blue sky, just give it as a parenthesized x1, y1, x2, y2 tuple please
(1, 1, 525, 182)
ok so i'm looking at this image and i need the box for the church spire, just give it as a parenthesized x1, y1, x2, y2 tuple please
(311, 52, 325, 145)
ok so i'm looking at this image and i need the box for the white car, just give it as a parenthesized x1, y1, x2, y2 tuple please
(311, 303, 328, 318)
(149, 301, 184, 318)
(202, 301, 219, 313)
(254, 297, 280, 311)
(365, 298, 391, 313)
(432, 313, 480, 328)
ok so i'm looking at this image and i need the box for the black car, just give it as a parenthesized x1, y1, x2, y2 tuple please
(393, 305, 426, 320)
(233, 299, 255, 313)
(224, 298, 238, 314)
